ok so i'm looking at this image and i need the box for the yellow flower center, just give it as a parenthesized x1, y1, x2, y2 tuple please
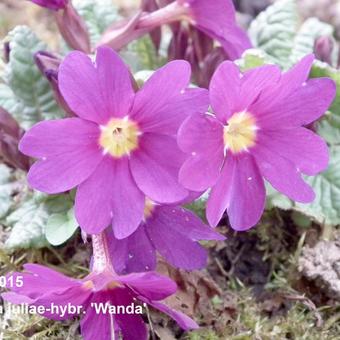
(82, 280, 94, 290)
(223, 111, 257, 154)
(82, 279, 123, 291)
(144, 198, 155, 220)
(99, 117, 140, 158)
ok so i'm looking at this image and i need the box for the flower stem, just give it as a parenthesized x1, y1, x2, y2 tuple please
(137, 2, 189, 29)
(92, 232, 113, 273)
(97, 2, 189, 50)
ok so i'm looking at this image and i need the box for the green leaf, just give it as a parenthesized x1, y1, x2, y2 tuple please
(45, 208, 78, 246)
(237, 49, 272, 71)
(5, 192, 73, 251)
(185, 193, 209, 221)
(121, 36, 166, 73)
(265, 182, 293, 211)
(3, 26, 62, 129)
(294, 146, 340, 226)
(248, 0, 298, 69)
(290, 18, 335, 65)
(0, 165, 17, 219)
(5, 194, 49, 251)
(310, 61, 340, 145)
(310, 61, 340, 116)
(316, 113, 340, 146)
(291, 211, 312, 229)
(74, 0, 120, 45)
(0, 84, 24, 119)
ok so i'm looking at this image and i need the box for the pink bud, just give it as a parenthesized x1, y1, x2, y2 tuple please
(30, 0, 68, 11)
(55, 3, 91, 53)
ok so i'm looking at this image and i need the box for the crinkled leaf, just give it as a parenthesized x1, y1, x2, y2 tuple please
(265, 182, 293, 211)
(0, 164, 17, 219)
(266, 147, 340, 227)
(317, 113, 340, 146)
(5, 194, 49, 251)
(291, 211, 312, 229)
(0, 84, 24, 119)
(310, 60, 340, 145)
(237, 48, 272, 71)
(248, 0, 298, 69)
(73, 0, 120, 45)
(5, 192, 73, 251)
(310, 60, 340, 116)
(3, 26, 62, 129)
(294, 146, 340, 226)
(290, 18, 335, 65)
(45, 208, 78, 246)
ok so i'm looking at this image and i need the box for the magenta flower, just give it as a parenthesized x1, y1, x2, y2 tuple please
(133, 0, 251, 60)
(3, 233, 198, 340)
(30, 0, 68, 10)
(19, 46, 209, 238)
(176, 0, 252, 59)
(107, 198, 225, 273)
(3, 264, 197, 339)
(178, 55, 336, 231)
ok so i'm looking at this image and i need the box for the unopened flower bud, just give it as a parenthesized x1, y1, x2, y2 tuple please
(30, 0, 68, 11)
(55, 3, 91, 53)
(34, 51, 74, 116)
(0, 107, 30, 171)
(141, 0, 161, 51)
(314, 36, 334, 65)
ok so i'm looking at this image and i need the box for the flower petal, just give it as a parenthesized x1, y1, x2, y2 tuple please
(131, 60, 194, 133)
(111, 158, 145, 239)
(118, 272, 177, 301)
(130, 133, 188, 203)
(75, 157, 144, 238)
(255, 78, 336, 128)
(27, 145, 102, 194)
(132, 88, 209, 135)
(114, 312, 147, 340)
(146, 300, 199, 330)
(252, 142, 315, 203)
(209, 61, 241, 123)
(238, 65, 281, 111)
(2, 292, 33, 304)
(179, 152, 224, 191)
(8, 264, 79, 297)
(106, 226, 156, 274)
(111, 290, 148, 340)
(81, 294, 114, 340)
(33, 286, 90, 320)
(75, 157, 115, 234)
(153, 206, 225, 241)
(146, 209, 208, 270)
(250, 54, 315, 112)
(178, 114, 224, 191)
(59, 47, 134, 124)
(178, 113, 224, 154)
(95, 46, 135, 119)
(187, 0, 251, 59)
(257, 128, 329, 176)
(19, 118, 100, 158)
(207, 153, 266, 230)
(281, 54, 315, 91)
